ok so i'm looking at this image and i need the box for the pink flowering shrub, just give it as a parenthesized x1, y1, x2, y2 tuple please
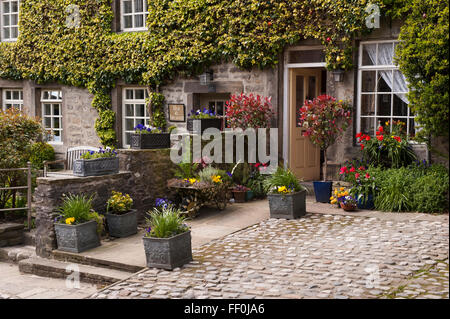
(225, 93, 274, 129)
(297, 94, 352, 180)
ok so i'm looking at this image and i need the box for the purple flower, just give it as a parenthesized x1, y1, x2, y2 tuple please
(226, 172, 232, 178)
(146, 227, 151, 233)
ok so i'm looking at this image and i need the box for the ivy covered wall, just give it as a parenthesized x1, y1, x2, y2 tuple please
(3, 0, 442, 148)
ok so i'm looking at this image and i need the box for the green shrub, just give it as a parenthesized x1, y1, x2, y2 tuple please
(29, 142, 55, 169)
(264, 166, 304, 194)
(145, 206, 189, 238)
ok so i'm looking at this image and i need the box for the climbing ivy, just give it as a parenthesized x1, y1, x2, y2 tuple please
(0, 0, 411, 147)
(148, 92, 167, 131)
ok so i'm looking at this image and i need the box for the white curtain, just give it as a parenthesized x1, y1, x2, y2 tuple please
(365, 44, 409, 104)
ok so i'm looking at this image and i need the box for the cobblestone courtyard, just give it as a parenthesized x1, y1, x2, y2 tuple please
(90, 213, 449, 299)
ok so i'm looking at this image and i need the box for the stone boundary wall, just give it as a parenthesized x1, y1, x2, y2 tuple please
(34, 149, 176, 258)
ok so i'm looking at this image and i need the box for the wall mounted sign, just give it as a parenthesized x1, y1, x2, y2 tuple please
(168, 104, 186, 122)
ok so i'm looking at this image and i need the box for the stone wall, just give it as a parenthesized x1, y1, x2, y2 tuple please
(33, 149, 176, 258)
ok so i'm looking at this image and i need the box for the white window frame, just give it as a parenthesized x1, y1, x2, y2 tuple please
(0, 0, 20, 42)
(356, 40, 416, 138)
(2, 88, 23, 111)
(41, 90, 63, 144)
(122, 87, 149, 147)
(120, 0, 148, 32)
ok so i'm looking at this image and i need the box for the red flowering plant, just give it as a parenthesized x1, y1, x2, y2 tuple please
(297, 95, 352, 181)
(225, 93, 274, 130)
(338, 159, 376, 206)
(356, 120, 416, 168)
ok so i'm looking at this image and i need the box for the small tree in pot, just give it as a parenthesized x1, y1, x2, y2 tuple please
(297, 95, 351, 203)
(105, 191, 137, 238)
(142, 201, 192, 270)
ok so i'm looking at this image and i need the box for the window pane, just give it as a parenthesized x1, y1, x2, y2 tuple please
(408, 118, 415, 138)
(42, 91, 49, 100)
(44, 117, 51, 128)
(361, 94, 375, 116)
(377, 118, 391, 131)
(392, 118, 408, 136)
(123, 0, 132, 14)
(11, 90, 19, 100)
(3, 27, 10, 39)
(54, 118, 60, 129)
(5, 91, 11, 100)
(11, 1, 18, 12)
(44, 104, 51, 115)
(362, 44, 376, 66)
(53, 104, 60, 116)
(125, 133, 131, 146)
(3, 2, 9, 14)
(135, 104, 145, 117)
(377, 71, 392, 92)
(124, 16, 132, 29)
(360, 117, 375, 135)
(393, 70, 408, 93)
(377, 94, 391, 116)
(136, 118, 145, 126)
(361, 71, 376, 92)
(393, 94, 408, 117)
(134, 15, 144, 28)
(307, 76, 316, 100)
(216, 101, 224, 116)
(126, 119, 134, 131)
(135, 0, 144, 12)
(377, 43, 394, 66)
(125, 104, 134, 116)
(11, 14, 18, 25)
(134, 89, 145, 100)
(125, 89, 134, 100)
(287, 50, 325, 64)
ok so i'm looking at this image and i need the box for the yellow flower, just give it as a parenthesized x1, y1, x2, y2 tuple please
(189, 178, 197, 184)
(211, 175, 222, 183)
(65, 217, 75, 225)
(330, 196, 335, 200)
(340, 187, 345, 191)
(278, 186, 287, 193)
(331, 199, 337, 204)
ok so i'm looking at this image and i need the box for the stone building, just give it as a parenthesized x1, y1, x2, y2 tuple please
(0, 1, 440, 180)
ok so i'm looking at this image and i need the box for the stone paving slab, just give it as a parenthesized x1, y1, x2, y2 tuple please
(90, 213, 449, 299)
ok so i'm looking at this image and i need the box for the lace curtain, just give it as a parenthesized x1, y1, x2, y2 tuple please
(365, 44, 409, 104)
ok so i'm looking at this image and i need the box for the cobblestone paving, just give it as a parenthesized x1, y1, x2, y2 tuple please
(90, 214, 449, 299)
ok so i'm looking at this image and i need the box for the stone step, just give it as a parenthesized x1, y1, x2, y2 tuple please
(0, 245, 36, 263)
(52, 250, 144, 273)
(18, 257, 134, 285)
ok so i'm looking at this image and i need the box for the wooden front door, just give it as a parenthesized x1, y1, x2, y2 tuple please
(289, 69, 322, 181)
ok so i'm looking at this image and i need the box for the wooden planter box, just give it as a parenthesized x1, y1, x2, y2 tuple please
(73, 157, 119, 177)
(186, 118, 222, 135)
(232, 190, 247, 203)
(267, 190, 306, 219)
(130, 133, 171, 149)
(54, 220, 100, 253)
(143, 231, 192, 270)
(105, 209, 138, 238)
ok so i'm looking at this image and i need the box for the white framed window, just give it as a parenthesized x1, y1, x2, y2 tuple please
(121, 0, 148, 31)
(2, 88, 23, 110)
(1, 0, 20, 42)
(357, 40, 416, 138)
(122, 87, 149, 147)
(41, 90, 63, 143)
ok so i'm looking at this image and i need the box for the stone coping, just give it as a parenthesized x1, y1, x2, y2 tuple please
(36, 171, 132, 184)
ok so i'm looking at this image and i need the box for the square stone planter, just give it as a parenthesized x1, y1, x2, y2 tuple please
(267, 190, 306, 219)
(130, 133, 171, 149)
(73, 157, 119, 177)
(143, 230, 192, 270)
(54, 220, 100, 253)
(105, 209, 138, 238)
(187, 118, 222, 135)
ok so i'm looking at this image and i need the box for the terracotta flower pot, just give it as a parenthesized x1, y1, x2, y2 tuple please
(232, 190, 247, 203)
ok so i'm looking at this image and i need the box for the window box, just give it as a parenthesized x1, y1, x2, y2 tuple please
(54, 220, 100, 253)
(130, 133, 171, 149)
(143, 230, 192, 270)
(73, 157, 119, 177)
(186, 118, 222, 135)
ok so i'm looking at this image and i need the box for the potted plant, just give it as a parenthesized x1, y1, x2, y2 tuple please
(130, 124, 171, 149)
(54, 193, 103, 253)
(264, 167, 307, 219)
(143, 204, 192, 270)
(225, 93, 274, 130)
(73, 148, 119, 177)
(330, 187, 348, 208)
(339, 164, 376, 210)
(297, 95, 352, 203)
(186, 108, 222, 135)
(338, 195, 358, 211)
(105, 191, 137, 238)
(232, 185, 249, 203)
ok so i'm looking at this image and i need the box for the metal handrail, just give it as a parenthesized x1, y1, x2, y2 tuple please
(0, 162, 32, 230)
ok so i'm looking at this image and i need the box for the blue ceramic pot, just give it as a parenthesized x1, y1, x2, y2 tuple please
(313, 181, 333, 203)
(357, 194, 375, 210)
(246, 190, 254, 201)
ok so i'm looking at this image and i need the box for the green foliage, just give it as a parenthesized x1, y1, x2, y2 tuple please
(264, 166, 305, 194)
(145, 206, 189, 239)
(57, 193, 97, 224)
(246, 171, 268, 198)
(395, 0, 449, 141)
(29, 142, 55, 169)
(367, 164, 449, 213)
(148, 92, 167, 131)
(174, 162, 199, 179)
(198, 165, 230, 184)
